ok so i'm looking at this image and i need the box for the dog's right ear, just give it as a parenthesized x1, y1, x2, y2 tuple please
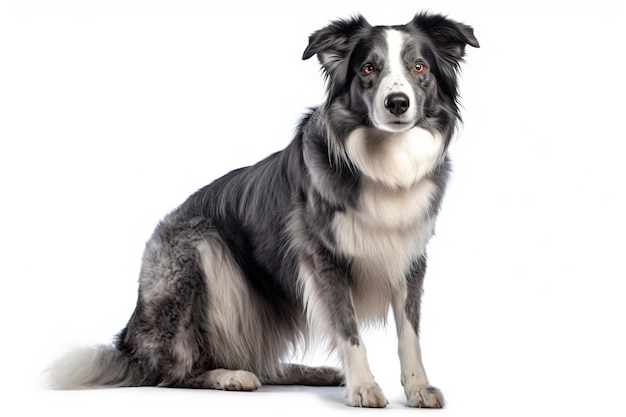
(302, 15, 370, 71)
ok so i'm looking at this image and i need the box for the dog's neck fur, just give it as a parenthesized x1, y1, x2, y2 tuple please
(344, 126, 444, 189)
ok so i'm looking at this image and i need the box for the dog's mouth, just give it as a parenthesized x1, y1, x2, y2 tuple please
(374, 119, 415, 133)
(369, 103, 418, 133)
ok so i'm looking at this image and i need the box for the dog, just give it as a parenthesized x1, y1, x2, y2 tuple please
(48, 12, 478, 408)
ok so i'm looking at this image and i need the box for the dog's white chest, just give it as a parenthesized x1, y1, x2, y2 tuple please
(334, 126, 443, 320)
(333, 178, 437, 270)
(332, 178, 438, 321)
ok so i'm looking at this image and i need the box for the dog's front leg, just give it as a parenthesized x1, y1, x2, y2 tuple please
(337, 332, 387, 408)
(391, 256, 445, 408)
(305, 252, 388, 408)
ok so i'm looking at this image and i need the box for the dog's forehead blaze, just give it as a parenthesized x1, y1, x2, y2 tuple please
(383, 29, 408, 67)
(351, 27, 430, 71)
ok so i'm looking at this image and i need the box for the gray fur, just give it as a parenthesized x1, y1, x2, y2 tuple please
(47, 12, 478, 408)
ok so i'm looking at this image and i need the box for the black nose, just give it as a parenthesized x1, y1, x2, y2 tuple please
(384, 93, 410, 115)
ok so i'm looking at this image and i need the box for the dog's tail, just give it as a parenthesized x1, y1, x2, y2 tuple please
(46, 345, 146, 389)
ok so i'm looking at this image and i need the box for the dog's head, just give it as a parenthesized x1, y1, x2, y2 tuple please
(303, 13, 479, 135)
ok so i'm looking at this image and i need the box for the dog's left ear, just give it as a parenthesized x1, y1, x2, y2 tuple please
(409, 13, 479, 61)
(302, 15, 371, 71)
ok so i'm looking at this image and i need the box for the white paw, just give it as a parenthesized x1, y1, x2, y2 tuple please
(405, 384, 444, 408)
(346, 383, 388, 408)
(216, 370, 261, 391)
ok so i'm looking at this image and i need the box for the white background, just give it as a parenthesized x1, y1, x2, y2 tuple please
(1, 0, 625, 415)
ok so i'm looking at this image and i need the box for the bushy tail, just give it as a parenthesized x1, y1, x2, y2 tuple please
(46, 345, 146, 389)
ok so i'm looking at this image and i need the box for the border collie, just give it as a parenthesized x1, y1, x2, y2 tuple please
(48, 12, 479, 408)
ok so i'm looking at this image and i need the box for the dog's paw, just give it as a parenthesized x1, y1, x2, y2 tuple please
(346, 383, 388, 408)
(405, 384, 444, 408)
(216, 370, 261, 391)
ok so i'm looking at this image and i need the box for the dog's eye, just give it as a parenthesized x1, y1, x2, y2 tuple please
(413, 62, 426, 74)
(363, 64, 375, 75)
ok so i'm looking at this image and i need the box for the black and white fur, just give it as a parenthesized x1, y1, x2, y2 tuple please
(48, 13, 479, 408)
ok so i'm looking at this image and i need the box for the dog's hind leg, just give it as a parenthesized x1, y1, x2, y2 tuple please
(181, 365, 342, 389)
(117, 217, 226, 387)
(179, 369, 261, 391)
(263, 364, 344, 386)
